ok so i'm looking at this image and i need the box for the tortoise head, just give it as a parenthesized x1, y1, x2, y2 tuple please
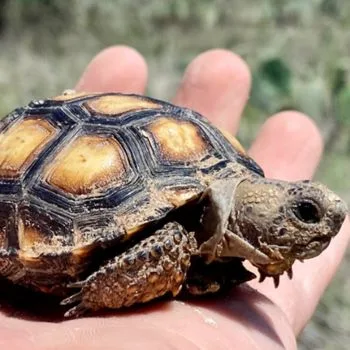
(231, 177, 347, 283)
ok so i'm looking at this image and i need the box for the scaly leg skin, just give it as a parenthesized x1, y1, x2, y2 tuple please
(183, 257, 256, 296)
(61, 222, 197, 318)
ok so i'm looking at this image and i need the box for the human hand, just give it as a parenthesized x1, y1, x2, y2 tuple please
(1, 47, 349, 350)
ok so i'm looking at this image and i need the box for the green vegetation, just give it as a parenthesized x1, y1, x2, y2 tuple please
(0, 1, 349, 348)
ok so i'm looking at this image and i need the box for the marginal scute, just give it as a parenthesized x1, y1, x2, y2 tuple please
(85, 94, 161, 116)
(71, 246, 95, 266)
(18, 222, 45, 253)
(71, 246, 94, 258)
(163, 187, 200, 207)
(52, 91, 94, 101)
(120, 190, 175, 237)
(18, 251, 41, 263)
(218, 127, 246, 155)
(125, 223, 148, 237)
(0, 118, 57, 178)
(44, 135, 126, 195)
(18, 218, 69, 260)
(0, 203, 16, 249)
(148, 117, 208, 162)
(0, 231, 6, 249)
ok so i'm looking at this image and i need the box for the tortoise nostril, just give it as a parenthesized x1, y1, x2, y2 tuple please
(278, 228, 287, 236)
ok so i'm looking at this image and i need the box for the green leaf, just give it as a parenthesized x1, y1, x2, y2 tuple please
(332, 67, 347, 97)
(250, 58, 293, 114)
(336, 86, 350, 126)
(258, 58, 292, 95)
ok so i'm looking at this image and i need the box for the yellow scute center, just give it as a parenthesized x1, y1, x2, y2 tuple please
(149, 117, 207, 162)
(45, 135, 126, 195)
(86, 95, 160, 116)
(0, 118, 57, 178)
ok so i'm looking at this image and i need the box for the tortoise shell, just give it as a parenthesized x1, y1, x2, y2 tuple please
(0, 92, 262, 287)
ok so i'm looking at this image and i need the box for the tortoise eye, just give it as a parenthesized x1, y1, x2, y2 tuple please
(292, 200, 322, 224)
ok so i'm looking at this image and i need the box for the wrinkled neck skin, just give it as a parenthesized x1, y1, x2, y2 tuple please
(224, 174, 347, 279)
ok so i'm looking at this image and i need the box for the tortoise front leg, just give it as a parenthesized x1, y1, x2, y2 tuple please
(61, 222, 197, 318)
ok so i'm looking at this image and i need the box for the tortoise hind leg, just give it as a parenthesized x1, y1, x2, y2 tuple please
(62, 222, 197, 318)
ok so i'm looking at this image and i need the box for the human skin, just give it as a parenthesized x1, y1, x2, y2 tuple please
(0, 47, 349, 350)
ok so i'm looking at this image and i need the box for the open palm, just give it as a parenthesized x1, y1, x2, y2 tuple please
(1, 47, 349, 350)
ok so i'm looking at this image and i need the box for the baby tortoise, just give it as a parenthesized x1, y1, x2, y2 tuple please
(0, 91, 346, 317)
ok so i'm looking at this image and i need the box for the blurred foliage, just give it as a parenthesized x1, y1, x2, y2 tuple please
(250, 58, 292, 113)
(0, 0, 350, 348)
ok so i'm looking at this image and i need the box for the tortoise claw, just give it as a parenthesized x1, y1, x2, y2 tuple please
(273, 275, 280, 288)
(61, 291, 88, 318)
(258, 270, 282, 287)
(63, 303, 87, 318)
(258, 271, 267, 283)
(287, 267, 293, 279)
(67, 280, 85, 288)
(61, 291, 82, 305)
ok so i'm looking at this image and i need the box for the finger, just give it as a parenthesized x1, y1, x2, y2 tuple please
(173, 49, 251, 134)
(249, 111, 323, 180)
(248, 111, 350, 334)
(75, 46, 148, 93)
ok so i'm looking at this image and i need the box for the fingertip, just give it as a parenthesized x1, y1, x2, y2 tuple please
(249, 111, 323, 180)
(76, 45, 148, 93)
(269, 110, 323, 151)
(174, 49, 251, 133)
(181, 49, 251, 91)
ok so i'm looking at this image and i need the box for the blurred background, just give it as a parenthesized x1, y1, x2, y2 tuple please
(0, 0, 349, 348)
